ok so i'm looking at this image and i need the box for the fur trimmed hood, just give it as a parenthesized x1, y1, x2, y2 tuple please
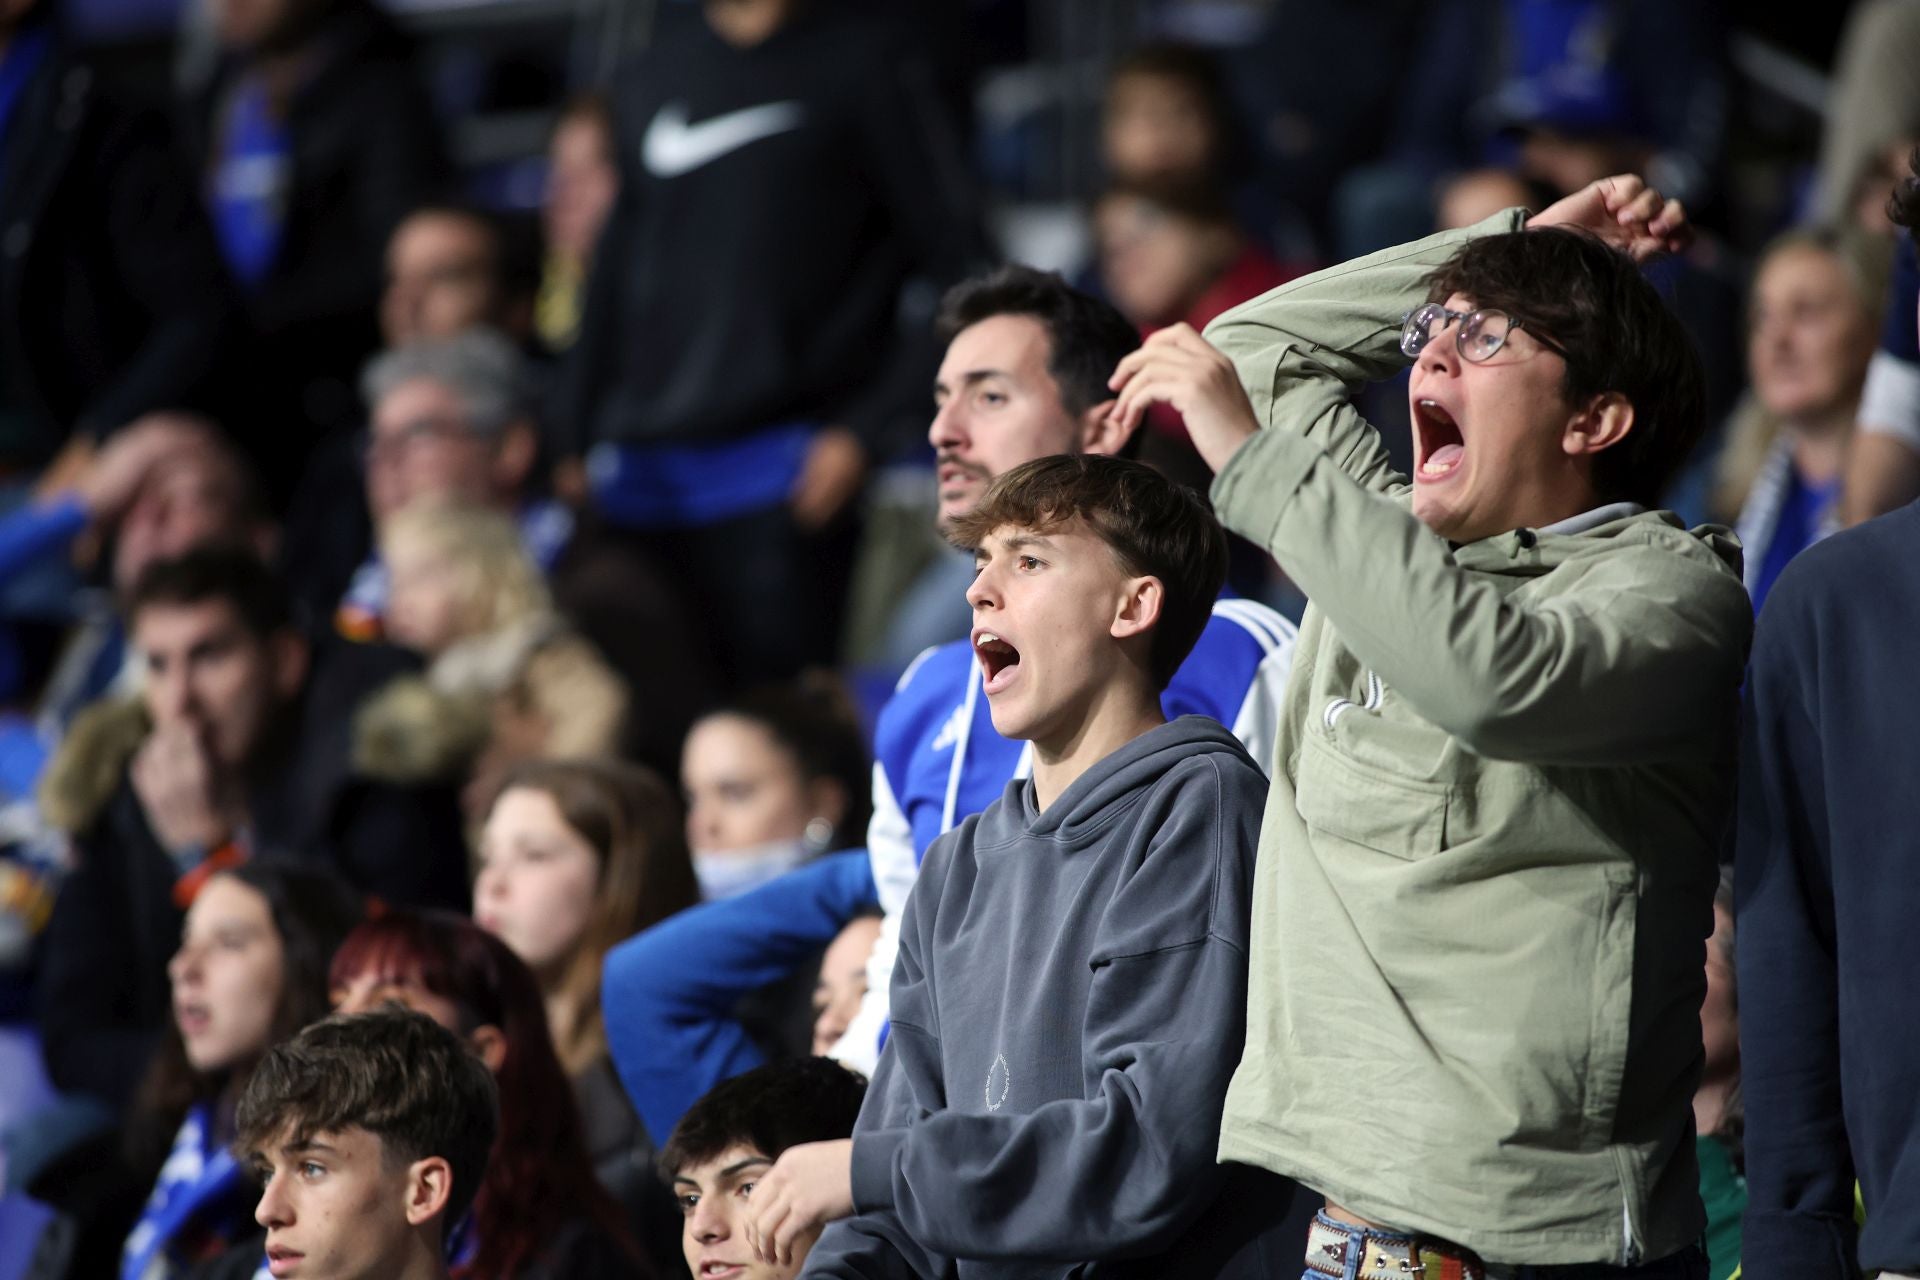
(38, 696, 150, 835)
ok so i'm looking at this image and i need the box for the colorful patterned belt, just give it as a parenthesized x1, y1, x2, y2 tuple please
(1305, 1214, 1485, 1280)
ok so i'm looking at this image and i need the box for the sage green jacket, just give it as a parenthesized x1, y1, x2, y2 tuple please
(1206, 212, 1752, 1264)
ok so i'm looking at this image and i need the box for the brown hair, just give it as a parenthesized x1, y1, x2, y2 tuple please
(699, 672, 874, 849)
(128, 861, 365, 1174)
(1425, 227, 1707, 506)
(492, 757, 698, 1075)
(236, 1009, 499, 1229)
(946, 454, 1226, 690)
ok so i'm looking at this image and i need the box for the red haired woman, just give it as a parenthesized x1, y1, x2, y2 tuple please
(328, 911, 657, 1278)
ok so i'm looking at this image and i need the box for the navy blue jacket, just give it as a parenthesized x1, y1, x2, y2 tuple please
(1736, 498, 1920, 1275)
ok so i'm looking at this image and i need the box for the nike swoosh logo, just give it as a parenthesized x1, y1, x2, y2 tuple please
(642, 100, 805, 178)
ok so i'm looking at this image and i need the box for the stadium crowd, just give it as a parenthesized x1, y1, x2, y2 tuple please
(0, 0, 1914, 1278)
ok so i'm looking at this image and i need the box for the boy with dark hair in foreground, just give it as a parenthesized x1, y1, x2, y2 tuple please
(747, 454, 1297, 1277)
(663, 1057, 869, 1280)
(235, 1009, 499, 1280)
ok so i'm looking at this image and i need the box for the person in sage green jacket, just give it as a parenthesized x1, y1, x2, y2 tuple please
(1106, 175, 1753, 1275)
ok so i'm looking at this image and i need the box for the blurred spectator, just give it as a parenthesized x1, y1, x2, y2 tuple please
(1103, 43, 1240, 190)
(20, 418, 277, 762)
(382, 205, 534, 350)
(0, 0, 238, 613)
(553, 0, 986, 686)
(809, 907, 880, 1056)
(346, 329, 716, 777)
(602, 676, 871, 1141)
(1099, 41, 1313, 261)
(660, 1057, 867, 1280)
(680, 676, 870, 903)
(181, 0, 450, 478)
(1840, 231, 1920, 524)
(119, 862, 362, 1280)
(1810, 1, 1920, 231)
(536, 94, 619, 354)
(25, 860, 361, 1280)
(0, 415, 216, 614)
(473, 759, 695, 1265)
(0, 421, 261, 1022)
(338, 330, 563, 641)
(603, 850, 879, 1151)
(475, 759, 696, 1077)
(1094, 182, 1299, 335)
(1710, 228, 1887, 612)
(33, 549, 466, 1114)
(329, 911, 654, 1277)
(1434, 168, 1555, 231)
(1332, 0, 1728, 258)
(351, 504, 627, 820)
(1092, 179, 1302, 485)
(1698, 870, 1745, 1280)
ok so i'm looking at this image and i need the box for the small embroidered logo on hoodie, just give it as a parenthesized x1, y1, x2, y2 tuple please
(985, 1053, 1010, 1112)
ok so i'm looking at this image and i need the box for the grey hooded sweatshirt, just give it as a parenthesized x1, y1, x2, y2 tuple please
(802, 715, 1301, 1279)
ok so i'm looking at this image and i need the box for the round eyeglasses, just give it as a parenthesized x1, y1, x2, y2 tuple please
(1400, 303, 1570, 364)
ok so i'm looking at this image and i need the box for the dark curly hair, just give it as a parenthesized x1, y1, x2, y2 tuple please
(659, 1057, 867, 1180)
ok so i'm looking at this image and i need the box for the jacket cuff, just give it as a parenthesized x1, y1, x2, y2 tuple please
(1209, 424, 1323, 551)
(849, 1127, 906, 1214)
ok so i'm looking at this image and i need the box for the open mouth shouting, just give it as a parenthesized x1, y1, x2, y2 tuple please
(972, 628, 1021, 695)
(1413, 396, 1466, 483)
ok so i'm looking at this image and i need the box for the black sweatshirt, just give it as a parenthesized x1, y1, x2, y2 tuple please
(553, 4, 986, 458)
(1736, 497, 1920, 1276)
(804, 716, 1306, 1279)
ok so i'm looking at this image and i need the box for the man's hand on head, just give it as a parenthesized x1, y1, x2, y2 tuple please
(131, 720, 231, 854)
(76, 415, 217, 523)
(742, 1137, 855, 1269)
(1105, 324, 1261, 475)
(1526, 174, 1691, 263)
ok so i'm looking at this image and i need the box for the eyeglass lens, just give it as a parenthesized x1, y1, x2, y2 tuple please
(1404, 305, 1512, 363)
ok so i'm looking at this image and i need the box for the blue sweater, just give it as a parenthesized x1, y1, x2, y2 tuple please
(1736, 498, 1920, 1276)
(602, 850, 879, 1144)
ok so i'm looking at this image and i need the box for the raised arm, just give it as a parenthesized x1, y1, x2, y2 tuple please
(1109, 179, 1743, 766)
(603, 851, 878, 1142)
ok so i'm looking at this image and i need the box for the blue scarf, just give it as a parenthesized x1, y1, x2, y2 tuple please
(121, 1102, 248, 1280)
(207, 74, 291, 287)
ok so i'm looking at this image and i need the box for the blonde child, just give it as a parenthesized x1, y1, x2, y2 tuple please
(354, 503, 627, 817)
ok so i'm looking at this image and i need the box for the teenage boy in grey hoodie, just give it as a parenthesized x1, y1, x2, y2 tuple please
(740, 453, 1299, 1277)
